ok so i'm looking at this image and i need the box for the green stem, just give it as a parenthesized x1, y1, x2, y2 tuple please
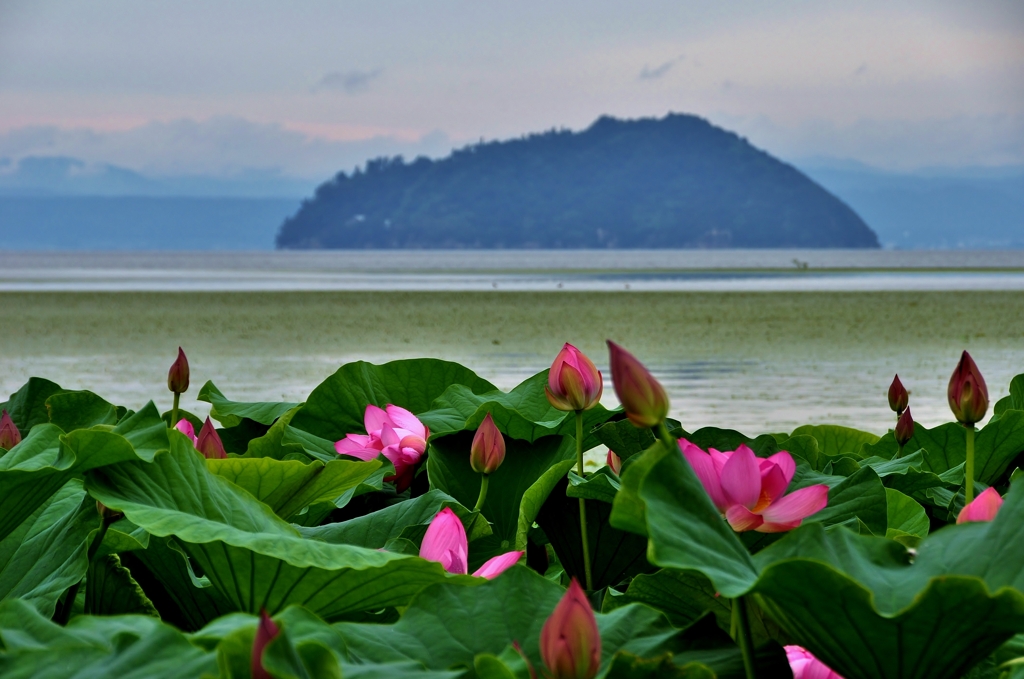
(171, 391, 180, 428)
(474, 474, 489, 512)
(897, 443, 904, 459)
(575, 411, 593, 591)
(732, 595, 758, 679)
(54, 515, 113, 625)
(655, 420, 676, 454)
(965, 425, 976, 504)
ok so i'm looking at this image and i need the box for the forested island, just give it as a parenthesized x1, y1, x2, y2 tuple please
(276, 113, 879, 249)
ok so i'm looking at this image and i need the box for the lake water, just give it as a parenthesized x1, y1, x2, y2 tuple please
(2, 249, 1023, 443)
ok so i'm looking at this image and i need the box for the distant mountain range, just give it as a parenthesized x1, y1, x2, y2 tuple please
(1, 121, 1022, 250)
(276, 114, 879, 249)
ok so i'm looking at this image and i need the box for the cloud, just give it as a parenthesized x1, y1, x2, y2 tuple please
(638, 59, 678, 80)
(313, 69, 383, 94)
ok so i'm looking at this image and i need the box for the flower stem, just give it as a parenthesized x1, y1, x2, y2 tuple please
(656, 420, 675, 450)
(732, 595, 758, 679)
(54, 514, 114, 625)
(171, 392, 180, 428)
(474, 474, 490, 512)
(575, 410, 594, 591)
(965, 425, 976, 504)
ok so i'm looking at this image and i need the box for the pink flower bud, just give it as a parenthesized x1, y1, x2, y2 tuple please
(888, 374, 908, 416)
(957, 486, 1003, 524)
(0, 410, 21, 450)
(785, 645, 844, 679)
(894, 407, 915, 447)
(546, 343, 604, 412)
(251, 609, 280, 679)
(470, 413, 505, 475)
(175, 418, 199, 445)
(540, 578, 601, 679)
(606, 450, 622, 475)
(196, 417, 227, 459)
(948, 351, 988, 427)
(606, 341, 669, 428)
(167, 347, 190, 394)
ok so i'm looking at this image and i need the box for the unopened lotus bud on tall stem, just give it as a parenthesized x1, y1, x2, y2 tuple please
(546, 343, 603, 592)
(470, 413, 505, 512)
(895, 407, 914, 458)
(167, 347, 189, 427)
(948, 351, 988, 504)
(888, 374, 908, 419)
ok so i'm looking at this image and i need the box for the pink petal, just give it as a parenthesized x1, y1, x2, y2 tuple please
(472, 551, 524, 579)
(379, 422, 400, 447)
(709, 448, 730, 475)
(399, 434, 427, 456)
(420, 508, 469, 574)
(761, 485, 830, 525)
(758, 464, 790, 508)
(725, 505, 764, 532)
(720, 445, 762, 509)
(785, 645, 844, 679)
(679, 439, 728, 511)
(364, 405, 389, 435)
(386, 405, 427, 439)
(334, 443, 380, 461)
(766, 451, 796, 485)
(957, 487, 1003, 524)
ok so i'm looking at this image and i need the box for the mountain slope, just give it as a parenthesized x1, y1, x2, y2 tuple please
(277, 114, 879, 249)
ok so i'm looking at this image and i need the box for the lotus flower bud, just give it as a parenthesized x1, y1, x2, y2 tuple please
(948, 351, 988, 426)
(196, 417, 227, 459)
(0, 410, 21, 450)
(606, 341, 669, 428)
(606, 450, 622, 475)
(167, 347, 190, 394)
(957, 486, 1003, 524)
(894, 407, 915, 447)
(175, 419, 199, 445)
(470, 413, 505, 475)
(888, 374, 908, 416)
(251, 609, 280, 679)
(540, 578, 601, 679)
(546, 343, 604, 412)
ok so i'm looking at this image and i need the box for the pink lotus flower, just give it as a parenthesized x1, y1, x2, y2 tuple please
(196, 417, 227, 459)
(606, 341, 669, 428)
(540, 578, 601, 679)
(785, 645, 844, 679)
(681, 440, 829, 533)
(606, 450, 622, 475)
(957, 486, 1003, 524)
(546, 343, 604, 412)
(175, 418, 199, 445)
(470, 413, 505, 475)
(336, 404, 430, 492)
(419, 507, 523, 579)
(251, 609, 280, 679)
(0, 410, 21, 450)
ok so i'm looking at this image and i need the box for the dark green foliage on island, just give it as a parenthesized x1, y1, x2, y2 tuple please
(276, 113, 879, 249)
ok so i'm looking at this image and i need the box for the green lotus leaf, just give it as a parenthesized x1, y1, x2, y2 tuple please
(197, 380, 299, 428)
(0, 377, 66, 435)
(0, 480, 95, 616)
(791, 424, 879, 458)
(290, 358, 495, 443)
(0, 598, 216, 678)
(994, 373, 1024, 416)
(84, 553, 159, 617)
(206, 455, 381, 521)
(44, 390, 118, 433)
(85, 433, 474, 619)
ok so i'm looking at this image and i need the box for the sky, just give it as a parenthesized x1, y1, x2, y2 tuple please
(1, 0, 1023, 180)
